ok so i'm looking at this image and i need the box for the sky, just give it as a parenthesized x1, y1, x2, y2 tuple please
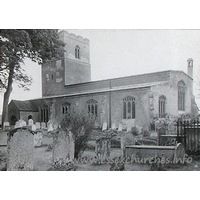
(1, 29, 200, 114)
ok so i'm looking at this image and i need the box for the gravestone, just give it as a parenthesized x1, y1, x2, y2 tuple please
(102, 122, 107, 131)
(14, 121, 20, 129)
(158, 127, 167, 145)
(167, 123, 176, 134)
(3, 122, 10, 130)
(47, 120, 54, 132)
(19, 119, 26, 127)
(28, 119, 33, 126)
(35, 122, 41, 130)
(121, 132, 135, 155)
(31, 124, 37, 131)
(96, 138, 111, 160)
(52, 129, 74, 167)
(41, 122, 46, 130)
(126, 126, 132, 132)
(34, 131, 43, 147)
(118, 123, 123, 131)
(111, 122, 117, 130)
(7, 128, 34, 171)
(14, 119, 26, 129)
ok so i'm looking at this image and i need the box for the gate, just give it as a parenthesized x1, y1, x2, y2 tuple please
(177, 120, 200, 155)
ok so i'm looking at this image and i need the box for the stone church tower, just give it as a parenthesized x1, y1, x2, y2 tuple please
(41, 31, 91, 97)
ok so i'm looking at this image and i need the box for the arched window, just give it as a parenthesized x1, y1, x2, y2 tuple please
(62, 102, 71, 115)
(87, 99, 98, 118)
(178, 80, 186, 111)
(159, 95, 166, 118)
(40, 105, 49, 123)
(75, 45, 80, 59)
(123, 96, 135, 119)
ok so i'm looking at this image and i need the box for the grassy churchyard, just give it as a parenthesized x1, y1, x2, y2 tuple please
(0, 129, 200, 171)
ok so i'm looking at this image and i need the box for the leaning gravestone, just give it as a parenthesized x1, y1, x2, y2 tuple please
(102, 122, 108, 131)
(7, 128, 34, 171)
(52, 129, 74, 168)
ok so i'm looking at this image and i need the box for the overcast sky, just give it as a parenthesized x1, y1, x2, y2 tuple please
(1, 29, 200, 114)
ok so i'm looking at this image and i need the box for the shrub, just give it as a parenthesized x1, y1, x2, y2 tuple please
(61, 111, 95, 158)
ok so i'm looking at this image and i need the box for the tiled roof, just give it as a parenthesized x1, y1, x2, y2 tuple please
(12, 100, 38, 112)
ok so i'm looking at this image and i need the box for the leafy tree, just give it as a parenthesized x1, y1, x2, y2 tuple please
(0, 29, 65, 124)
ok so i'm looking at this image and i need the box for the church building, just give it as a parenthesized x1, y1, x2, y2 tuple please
(8, 31, 199, 130)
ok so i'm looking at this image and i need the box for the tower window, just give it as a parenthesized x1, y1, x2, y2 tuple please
(159, 95, 166, 118)
(75, 45, 80, 59)
(178, 80, 186, 111)
(123, 96, 135, 119)
(87, 99, 98, 118)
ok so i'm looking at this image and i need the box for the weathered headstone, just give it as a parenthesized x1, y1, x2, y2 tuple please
(31, 124, 37, 131)
(35, 122, 41, 130)
(28, 119, 33, 126)
(47, 120, 54, 132)
(118, 123, 123, 131)
(102, 122, 107, 131)
(52, 129, 74, 167)
(34, 131, 43, 147)
(53, 122, 59, 130)
(20, 119, 26, 127)
(111, 122, 117, 130)
(168, 123, 175, 131)
(158, 127, 166, 145)
(14, 119, 26, 128)
(96, 138, 111, 160)
(3, 122, 10, 130)
(41, 122, 46, 130)
(126, 126, 132, 132)
(7, 128, 34, 171)
(121, 132, 135, 155)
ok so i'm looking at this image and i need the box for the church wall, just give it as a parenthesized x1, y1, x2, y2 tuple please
(110, 88, 150, 130)
(8, 102, 20, 125)
(48, 88, 150, 130)
(51, 93, 110, 126)
(150, 71, 193, 118)
(20, 111, 38, 124)
(170, 71, 193, 115)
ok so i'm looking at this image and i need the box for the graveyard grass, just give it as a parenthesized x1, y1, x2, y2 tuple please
(0, 129, 200, 171)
